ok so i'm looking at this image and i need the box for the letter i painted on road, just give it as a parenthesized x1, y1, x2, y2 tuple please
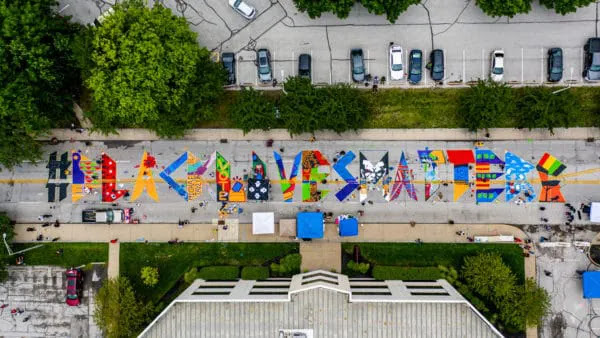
(101, 153, 128, 202)
(387, 152, 417, 202)
(216, 152, 231, 202)
(159, 152, 189, 201)
(474, 149, 504, 203)
(302, 150, 330, 202)
(446, 150, 475, 201)
(333, 151, 359, 201)
(274, 151, 301, 202)
(131, 151, 159, 202)
(537, 152, 567, 202)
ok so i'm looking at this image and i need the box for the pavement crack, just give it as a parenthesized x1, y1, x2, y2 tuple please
(420, 2, 435, 50)
(434, 0, 472, 37)
(325, 26, 333, 84)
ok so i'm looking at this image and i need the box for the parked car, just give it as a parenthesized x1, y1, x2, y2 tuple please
(82, 208, 132, 224)
(350, 49, 365, 82)
(584, 38, 600, 82)
(430, 49, 444, 81)
(490, 50, 504, 82)
(222, 52, 236, 85)
(228, 0, 256, 19)
(256, 49, 272, 82)
(66, 268, 83, 306)
(408, 49, 422, 84)
(298, 54, 311, 80)
(389, 45, 403, 80)
(547, 48, 563, 82)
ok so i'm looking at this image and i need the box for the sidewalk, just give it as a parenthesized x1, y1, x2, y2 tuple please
(41, 127, 600, 142)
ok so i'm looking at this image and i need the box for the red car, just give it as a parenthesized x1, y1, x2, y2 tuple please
(66, 268, 83, 306)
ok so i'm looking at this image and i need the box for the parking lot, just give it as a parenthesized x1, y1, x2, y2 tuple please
(58, 0, 599, 88)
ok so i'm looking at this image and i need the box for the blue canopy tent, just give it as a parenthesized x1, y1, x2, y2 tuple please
(339, 218, 358, 237)
(583, 271, 600, 298)
(297, 212, 324, 239)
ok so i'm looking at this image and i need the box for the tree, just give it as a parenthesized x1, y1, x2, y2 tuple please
(462, 252, 516, 302)
(292, 0, 355, 19)
(86, 0, 225, 137)
(516, 87, 574, 132)
(228, 88, 276, 134)
(279, 77, 322, 135)
(475, 0, 532, 17)
(94, 277, 151, 338)
(459, 79, 515, 131)
(140, 266, 159, 287)
(539, 0, 595, 15)
(0, 213, 15, 243)
(270, 253, 302, 276)
(0, 0, 81, 169)
(359, 0, 421, 23)
(499, 278, 551, 331)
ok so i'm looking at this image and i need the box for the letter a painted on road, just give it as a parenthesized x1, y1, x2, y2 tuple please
(131, 151, 159, 202)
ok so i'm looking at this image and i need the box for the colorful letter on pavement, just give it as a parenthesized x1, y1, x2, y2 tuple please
(248, 152, 269, 201)
(474, 149, 504, 203)
(302, 150, 330, 202)
(537, 152, 566, 202)
(504, 151, 536, 202)
(187, 152, 215, 201)
(333, 151, 359, 202)
(159, 152, 189, 201)
(388, 152, 417, 201)
(46, 152, 70, 202)
(359, 152, 389, 202)
(71, 151, 98, 202)
(101, 153, 127, 202)
(274, 151, 301, 202)
(131, 151, 159, 202)
(216, 152, 231, 202)
(447, 150, 475, 201)
(417, 149, 445, 201)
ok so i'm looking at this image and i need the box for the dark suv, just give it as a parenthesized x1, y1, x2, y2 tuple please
(547, 48, 563, 82)
(298, 54, 311, 80)
(408, 49, 422, 84)
(430, 49, 444, 82)
(584, 38, 600, 82)
(222, 52, 236, 85)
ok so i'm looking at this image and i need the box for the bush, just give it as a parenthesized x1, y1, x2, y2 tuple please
(183, 267, 198, 284)
(140, 266, 159, 287)
(197, 266, 239, 280)
(462, 252, 516, 302)
(372, 266, 443, 280)
(515, 86, 574, 132)
(270, 254, 301, 276)
(228, 88, 277, 134)
(475, 0, 532, 17)
(241, 266, 269, 280)
(459, 79, 515, 131)
(347, 261, 370, 274)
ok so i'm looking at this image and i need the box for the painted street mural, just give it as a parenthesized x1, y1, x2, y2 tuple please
(39, 147, 594, 206)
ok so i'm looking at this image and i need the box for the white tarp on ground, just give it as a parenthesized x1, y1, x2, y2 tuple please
(252, 212, 275, 234)
(591, 203, 600, 223)
(474, 235, 514, 243)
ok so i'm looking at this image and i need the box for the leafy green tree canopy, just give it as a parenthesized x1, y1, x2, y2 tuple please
(500, 278, 551, 330)
(140, 266, 159, 287)
(0, 0, 81, 169)
(0, 213, 15, 243)
(228, 88, 277, 134)
(459, 79, 515, 131)
(539, 0, 595, 15)
(462, 252, 516, 302)
(292, 0, 418, 22)
(516, 87, 574, 132)
(86, 0, 225, 137)
(94, 277, 151, 338)
(475, 0, 532, 17)
(360, 0, 421, 23)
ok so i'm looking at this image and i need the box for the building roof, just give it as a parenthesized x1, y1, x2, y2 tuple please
(139, 270, 503, 338)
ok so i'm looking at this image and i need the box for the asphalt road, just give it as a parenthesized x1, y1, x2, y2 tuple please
(1, 139, 599, 225)
(57, 0, 599, 86)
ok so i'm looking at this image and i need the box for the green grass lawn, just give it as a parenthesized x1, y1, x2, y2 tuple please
(343, 243, 524, 282)
(120, 242, 298, 303)
(10, 243, 108, 267)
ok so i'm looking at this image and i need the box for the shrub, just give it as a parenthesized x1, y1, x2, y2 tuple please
(140, 266, 159, 287)
(372, 266, 443, 280)
(516, 86, 574, 132)
(241, 266, 269, 280)
(347, 260, 370, 274)
(183, 267, 198, 284)
(270, 254, 301, 276)
(459, 79, 515, 131)
(197, 266, 239, 280)
(228, 88, 277, 134)
(462, 252, 516, 302)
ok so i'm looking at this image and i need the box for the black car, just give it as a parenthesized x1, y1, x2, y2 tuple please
(222, 52, 236, 85)
(408, 49, 422, 84)
(350, 49, 365, 82)
(584, 38, 600, 82)
(547, 48, 563, 82)
(298, 54, 311, 80)
(430, 49, 444, 81)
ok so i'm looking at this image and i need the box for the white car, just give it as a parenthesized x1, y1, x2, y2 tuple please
(389, 45, 404, 80)
(490, 50, 504, 82)
(229, 0, 256, 19)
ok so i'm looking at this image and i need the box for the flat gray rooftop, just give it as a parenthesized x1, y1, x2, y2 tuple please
(141, 287, 501, 338)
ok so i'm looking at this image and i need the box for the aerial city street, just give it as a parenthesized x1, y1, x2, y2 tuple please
(0, 0, 600, 337)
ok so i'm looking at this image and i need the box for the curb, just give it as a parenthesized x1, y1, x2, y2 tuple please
(40, 127, 599, 142)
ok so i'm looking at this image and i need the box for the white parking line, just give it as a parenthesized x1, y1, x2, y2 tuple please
(443, 51, 447, 85)
(424, 48, 427, 86)
(540, 48, 544, 83)
(580, 48, 584, 82)
(235, 54, 239, 85)
(310, 49, 314, 85)
(292, 51, 295, 77)
(404, 47, 408, 82)
(462, 49, 466, 83)
(521, 48, 524, 84)
(387, 46, 390, 82)
(367, 49, 370, 75)
(481, 49, 484, 80)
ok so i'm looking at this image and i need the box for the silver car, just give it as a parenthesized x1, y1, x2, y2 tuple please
(256, 49, 272, 82)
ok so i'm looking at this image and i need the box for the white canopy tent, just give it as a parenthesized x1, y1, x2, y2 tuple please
(591, 203, 600, 223)
(252, 212, 275, 235)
